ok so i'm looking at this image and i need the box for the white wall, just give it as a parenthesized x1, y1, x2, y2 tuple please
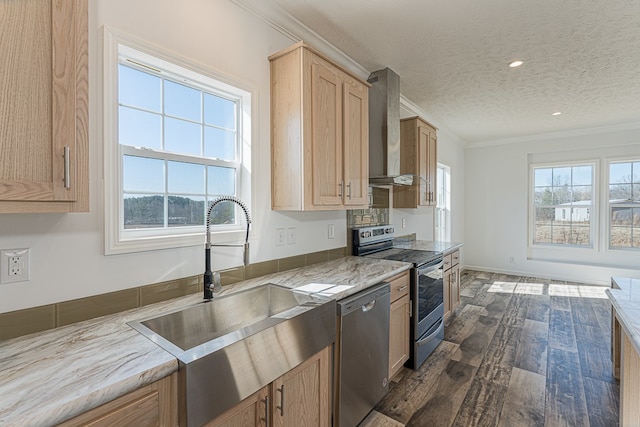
(0, 0, 347, 313)
(465, 124, 640, 285)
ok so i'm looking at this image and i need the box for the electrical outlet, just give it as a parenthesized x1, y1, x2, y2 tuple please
(1, 248, 30, 284)
(402, 218, 407, 228)
(276, 228, 285, 247)
(287, 227, 296, 245)
(328, 224, 335, 239)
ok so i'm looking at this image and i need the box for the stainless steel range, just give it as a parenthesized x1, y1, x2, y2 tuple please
(353, 225, 445, 370)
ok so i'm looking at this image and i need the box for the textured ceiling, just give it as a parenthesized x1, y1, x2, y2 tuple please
(266, 0, 640, 143)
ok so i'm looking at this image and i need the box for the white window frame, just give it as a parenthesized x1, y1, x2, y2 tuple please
(103, 27, 253, 254)
(607, 158, 640, 251)
(528, 161, 597, 250)
(435, 163, 451, 242)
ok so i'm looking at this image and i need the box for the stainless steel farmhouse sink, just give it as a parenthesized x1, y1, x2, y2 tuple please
(128, 283, 336, 427)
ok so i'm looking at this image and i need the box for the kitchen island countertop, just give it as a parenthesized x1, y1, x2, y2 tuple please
(0, 256, 410, 426)
(608, 277, 640, 356)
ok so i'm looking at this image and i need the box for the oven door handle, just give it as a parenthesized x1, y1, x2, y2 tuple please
(416, 319, 444, 347)
(417, 260, 444, 275)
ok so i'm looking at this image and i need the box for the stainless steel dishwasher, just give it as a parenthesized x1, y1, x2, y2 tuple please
(336, 282, 390, 427)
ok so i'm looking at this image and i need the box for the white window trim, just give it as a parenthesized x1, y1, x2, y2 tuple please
(528, 160, 599, 252)
(606, 156, 640, 252)
(435, 163, 451, 242)
(102, 27, 254, 255)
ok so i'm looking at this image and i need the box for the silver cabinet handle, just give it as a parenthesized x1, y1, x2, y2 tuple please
(338, 182, 343, 197)
(63, 146, 70, 189)
(346, 182, 352, 199)
(277, 385, 284, 416)
(397, 285, 407, 292)
(261, 395, 270, 425)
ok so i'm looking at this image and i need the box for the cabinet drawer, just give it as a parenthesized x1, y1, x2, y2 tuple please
(443, 254, 452, 271)
(389, 271, 410, 302)
(451, 250, 460, 267)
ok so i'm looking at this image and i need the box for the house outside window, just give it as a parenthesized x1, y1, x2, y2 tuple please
(609, 160, 640, 249)
(104, 29, 252, 254)
(531, 164, 594, 247)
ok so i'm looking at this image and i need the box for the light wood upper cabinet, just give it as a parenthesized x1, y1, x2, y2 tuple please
(269, 42, 369, 211)
(393, 117, 437, 208)
(0, 0, 88, 213)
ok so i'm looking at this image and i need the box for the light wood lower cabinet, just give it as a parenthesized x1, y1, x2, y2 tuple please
(443, 249, 461, 318)
(388, 271, 410, 379)
(621, 331, 640, 426)
(206, 345, 331, 427)
(58, 373, 178, 427)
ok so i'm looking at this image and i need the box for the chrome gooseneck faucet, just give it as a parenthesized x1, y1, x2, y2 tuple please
(204, 196, 251, 300)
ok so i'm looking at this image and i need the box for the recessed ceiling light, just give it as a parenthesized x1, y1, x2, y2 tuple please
(552, 111, 562, 116)
(509, 60, 524, 68)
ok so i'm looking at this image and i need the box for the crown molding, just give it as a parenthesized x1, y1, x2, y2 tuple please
(468, 121, 640, 149)
(400, 95, 467, 145)
(229, 0, 370, 80)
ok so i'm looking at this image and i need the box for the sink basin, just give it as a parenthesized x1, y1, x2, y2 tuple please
(128, 283, 336, 427)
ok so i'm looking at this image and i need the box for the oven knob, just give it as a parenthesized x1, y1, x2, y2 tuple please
(360, 231, 371, 238)
(385, 227, 394, 234)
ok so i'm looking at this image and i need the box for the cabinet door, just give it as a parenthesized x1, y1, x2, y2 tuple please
(204, 386, 268, 427)
(426, 128, 437, 206)
(58, 374, 177, 427)
(450, 265, 460, 311)
(418, 124, 430, 206)
(443, 267, 451, 318)
(342, 78, 368, 207)
(389, 293, 410, 379)
(272, 346, 331, 427)
(310, 59, 343, 207)
(0, 0, 88, 213)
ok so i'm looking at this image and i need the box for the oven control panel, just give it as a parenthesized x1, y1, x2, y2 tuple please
(353, 225, 396, 246)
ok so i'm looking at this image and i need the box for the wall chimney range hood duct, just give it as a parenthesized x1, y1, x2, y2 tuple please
(367, 68, 414, 186)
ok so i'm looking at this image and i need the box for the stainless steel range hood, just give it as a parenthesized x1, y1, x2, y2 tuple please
(367, 68, 415, 186)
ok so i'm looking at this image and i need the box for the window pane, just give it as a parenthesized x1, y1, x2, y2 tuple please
(164, 117, 202, 156)
(610, 183, 631, 201)
(119, 107, 162, 149)
(634, 162, 640, 183)
(123, 156, 165, 193)
(534, 168, 552, 186)
(571, 185, 591, 202)
(552, 223, 571, 244)
(208, 166, 235, 195)
(534, 187, 553, 206)
(124, 194, 164, 229)
(612, 207, 632, 226)
(552, 167, 571, 186)
(164, 80, 201, 122)
(553, 187, 571, 205)
(572, 166, 592, 186)
(633, 184, 640, 202)
(571, 225, 590, 245)
(610, 162, 632, 184)
(119, 64, 161, 112)
(206, 200, 236, 225)
(204, 93, 236, 129)
(534, 207, 554, 243)
(611, 226, 632, 247)
(168, 161, 205, 194)
(168, 196, 204, 227)
(204, 127, 236, 160)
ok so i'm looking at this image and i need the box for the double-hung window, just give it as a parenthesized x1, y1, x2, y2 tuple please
(435, 164, 451, 242)
(609, 160, 640, 249)
(104, 30, 252, 254)
(531, 164, 594, 247)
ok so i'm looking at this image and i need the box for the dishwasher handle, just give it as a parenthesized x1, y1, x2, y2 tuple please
(362, 300, 376, 312)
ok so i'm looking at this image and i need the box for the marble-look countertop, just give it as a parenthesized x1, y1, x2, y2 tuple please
(608, 277, 640, 356)
(393, 240, 463, 254)
(0, 256, 410, 426)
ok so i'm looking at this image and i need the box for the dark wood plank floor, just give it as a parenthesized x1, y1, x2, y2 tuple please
(369, 270, 620, 427)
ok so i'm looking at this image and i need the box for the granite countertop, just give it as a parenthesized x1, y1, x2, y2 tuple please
(608, 277, 640, 356)
(0, 256, 411, 426)
(393, 240, 463, 253)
